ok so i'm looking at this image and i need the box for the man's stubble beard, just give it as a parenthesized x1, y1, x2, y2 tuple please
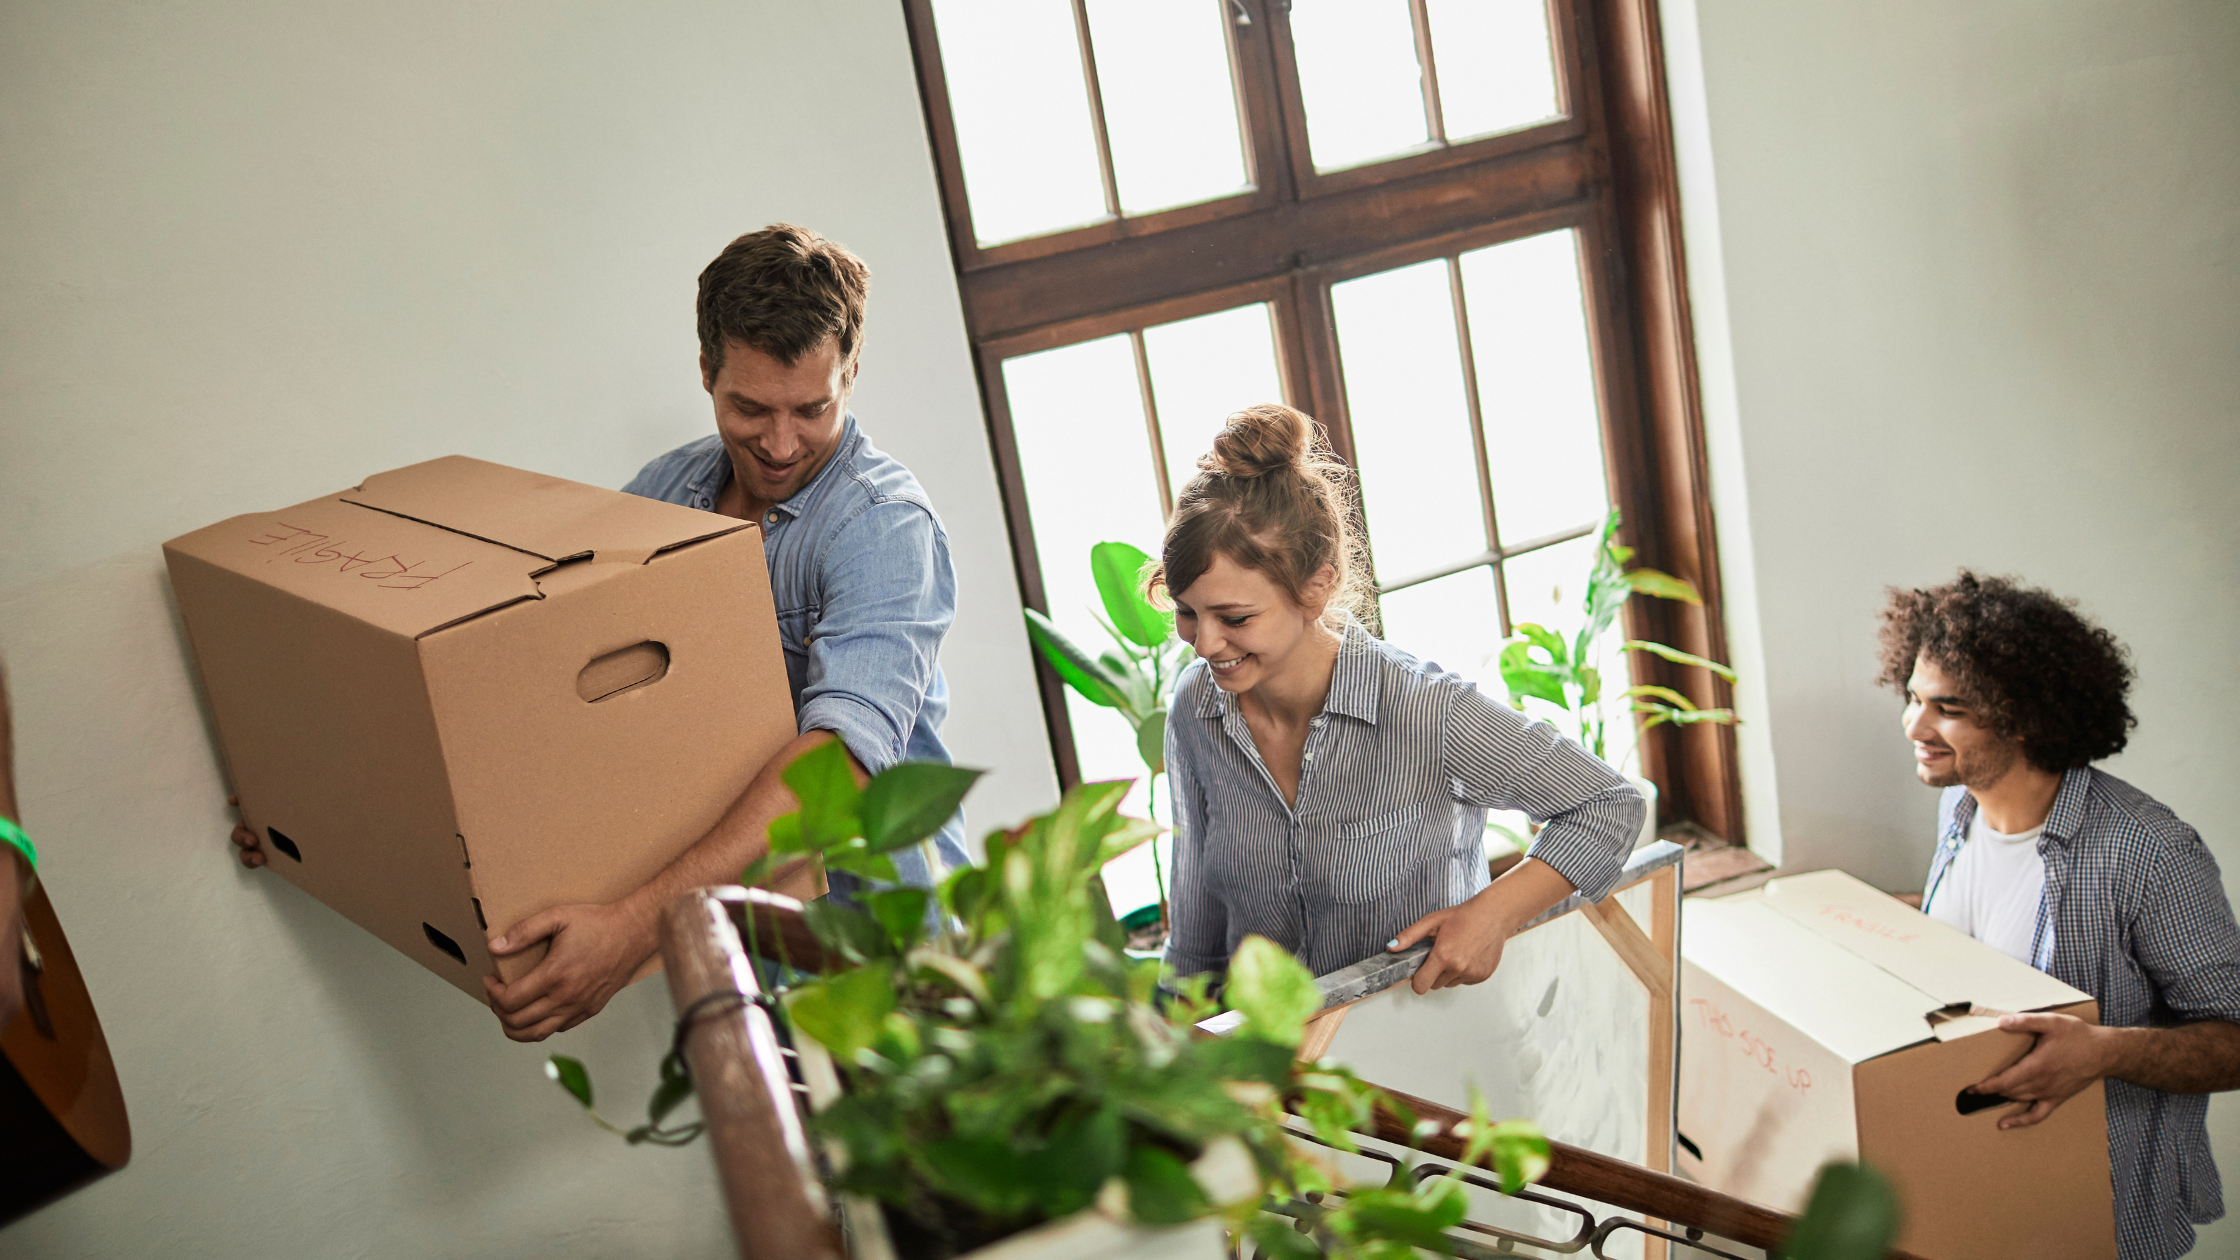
(1918, 737, 2022, 793)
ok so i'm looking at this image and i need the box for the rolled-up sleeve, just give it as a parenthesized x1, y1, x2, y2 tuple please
(1442, 686, 1642, 903)
(794, 499, 954, 776)
(1163, 696, 1228, 978)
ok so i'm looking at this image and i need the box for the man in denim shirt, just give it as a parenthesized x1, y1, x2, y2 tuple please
(482, 224, 967, 1040)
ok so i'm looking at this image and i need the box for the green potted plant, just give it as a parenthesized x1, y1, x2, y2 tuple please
(1021, 541, 1193, 942)
(549, 748, 1552, 1258)
(1494, 507, 1737, 850)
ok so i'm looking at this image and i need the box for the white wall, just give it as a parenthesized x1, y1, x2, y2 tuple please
(1667, 0, 2240, 1246)
(0, 2, 1055, 1255)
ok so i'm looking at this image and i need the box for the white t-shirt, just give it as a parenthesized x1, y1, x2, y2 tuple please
(1926, 811, 2048, 966)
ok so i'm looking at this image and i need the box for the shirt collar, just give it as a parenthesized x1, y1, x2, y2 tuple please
(1192, 617, 1379, 723)
(684, 414, 863, 521)
(1947, 765, 2094, 847)
(2041, 766, 2095, 846)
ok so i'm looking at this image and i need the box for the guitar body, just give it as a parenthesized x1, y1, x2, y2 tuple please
(1, 882, 131, 1227)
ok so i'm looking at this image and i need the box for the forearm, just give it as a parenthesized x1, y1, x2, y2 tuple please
(2099, 1020, 2240, 1095)
(1466, 856, 1577, 935)
(613, 730, 860, 949)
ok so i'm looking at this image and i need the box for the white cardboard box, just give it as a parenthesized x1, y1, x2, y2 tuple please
(1679, 870, 2114, 1260)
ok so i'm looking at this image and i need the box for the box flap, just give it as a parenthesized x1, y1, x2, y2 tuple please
(1684, 895, 1952, 1063)
(344, 456, 745, 565)
(1759, 870, 2089, 1016)
(164, 495, 544, 638)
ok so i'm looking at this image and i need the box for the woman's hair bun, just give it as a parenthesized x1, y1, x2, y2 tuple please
(1206, 404, 1312, 479)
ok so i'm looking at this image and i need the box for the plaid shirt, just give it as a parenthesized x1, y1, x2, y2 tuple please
(1927, 768, 2240, 1260)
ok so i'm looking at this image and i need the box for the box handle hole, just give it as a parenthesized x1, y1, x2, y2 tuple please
(1956, 1088, 2013, 1116)
(576, 641, 669, 702)
(267, 827, 302, 862)
(423, 922, 466, 965)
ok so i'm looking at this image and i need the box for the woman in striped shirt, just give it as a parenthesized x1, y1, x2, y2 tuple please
(1153, 404, 1645, 992)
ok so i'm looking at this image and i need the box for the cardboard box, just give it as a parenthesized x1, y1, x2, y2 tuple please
(1678, 870, 2114, 1260)
(165, 456, 800, 999)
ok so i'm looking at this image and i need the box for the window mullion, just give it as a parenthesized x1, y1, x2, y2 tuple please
(1409, 0, 1447, 146)
(1129, 328, 1175, 520)
(1445, 254, 1508, 635)
(1069, 0, 1124, 220)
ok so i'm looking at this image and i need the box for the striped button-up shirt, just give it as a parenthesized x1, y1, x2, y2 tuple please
(1927, 768, 2240, 1260)
(1165, 620, 1645, 979)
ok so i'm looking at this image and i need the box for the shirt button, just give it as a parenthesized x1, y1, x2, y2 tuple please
(765, 512, 779, 526)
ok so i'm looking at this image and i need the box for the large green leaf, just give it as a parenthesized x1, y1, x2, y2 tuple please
(804, 898, 894, 963)
(1091, 541, 1172, 648)
(864, 887, 932, 951)
(1121, 1144, 1212, 1225)
(1623, 638, 1738, 681)
(1516, 622, 1568, 663)
(1135, 711, 1167, 775)
(782, 739, 862, 849)
(1781, 1162, 1901, 1260)
(786, 965, 898, 1060)
(859, 761, 983, 852)
(1225, 934, 1320, 1048)
(1024, 609, 1126, 709)
(1498, 640, 1571, 710)
(1098, 648, 1157, 718)
(1096, 815, 1163, 866)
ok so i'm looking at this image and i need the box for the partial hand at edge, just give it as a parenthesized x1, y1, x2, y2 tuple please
(483, 900, 658, 1043)
(227, 795, 266, 869)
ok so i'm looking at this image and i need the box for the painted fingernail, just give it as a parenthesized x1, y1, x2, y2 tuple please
(1387, 938, 1402, 949)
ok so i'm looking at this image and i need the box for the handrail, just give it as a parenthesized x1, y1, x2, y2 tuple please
(669, 882, 1917, 1260)
(659, 888, 840, 1260)
(1352, 1084, 1926, 1258)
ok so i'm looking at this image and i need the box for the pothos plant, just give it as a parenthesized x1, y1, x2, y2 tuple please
(1022, 540, 1194, 933)
(1498, 507, 1738, 766)
(550, 746, 1553, 1258)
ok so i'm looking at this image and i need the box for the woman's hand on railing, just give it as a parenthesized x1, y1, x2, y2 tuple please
(1387, 856, 1578, 993)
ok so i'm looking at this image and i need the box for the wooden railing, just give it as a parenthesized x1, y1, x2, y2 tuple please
(657, 885, 1919, 1260)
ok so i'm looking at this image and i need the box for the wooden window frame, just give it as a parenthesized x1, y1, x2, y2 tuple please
(906, 0, 1743, 844)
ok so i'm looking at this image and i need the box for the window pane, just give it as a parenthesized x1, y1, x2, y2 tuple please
(1002, 335, 1170, 904)
(1501, 535, 1635, 770)
(935, 0, 1109, 245)
(1289, 0, 1430, 171)
(1332, 259, 1485, 584)
(1426, 0, 1561, 140)
(1376, 566, 1503, 685)
(1088, 0, 1251, 216)
(1143, 303, 1284, 498)
(1461, 230, 1608, 547)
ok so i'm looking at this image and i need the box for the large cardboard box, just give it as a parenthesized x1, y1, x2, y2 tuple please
(1678, 870, 2114, 1260)
(164, 456, 799, 999)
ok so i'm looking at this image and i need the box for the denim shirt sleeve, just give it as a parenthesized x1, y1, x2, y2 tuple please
(1442, 683, 1641, 903)
(1163, 690, 1229, 978)
(794, 497, 955, 776)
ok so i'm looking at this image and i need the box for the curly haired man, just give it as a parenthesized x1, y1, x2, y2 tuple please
(1881, 571, 2240, 1260)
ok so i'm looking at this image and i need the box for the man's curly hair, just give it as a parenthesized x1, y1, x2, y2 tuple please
(1875, 571, 2135, 772)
